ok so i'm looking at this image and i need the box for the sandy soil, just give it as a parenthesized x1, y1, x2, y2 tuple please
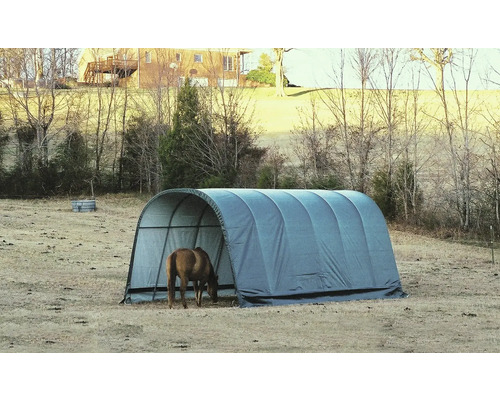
(1, 195, 499, 353)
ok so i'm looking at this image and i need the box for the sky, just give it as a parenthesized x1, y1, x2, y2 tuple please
(246, 48, 500, 90)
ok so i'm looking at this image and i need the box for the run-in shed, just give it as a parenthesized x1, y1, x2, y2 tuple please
(122, 189, 406, 307)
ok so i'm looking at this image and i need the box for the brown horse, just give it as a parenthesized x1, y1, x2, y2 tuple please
(166, 247, 218, 309)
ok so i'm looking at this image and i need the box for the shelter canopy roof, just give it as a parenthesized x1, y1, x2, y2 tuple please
(123, 189, 406, 307)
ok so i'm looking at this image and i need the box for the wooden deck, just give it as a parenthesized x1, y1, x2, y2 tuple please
(83, 58, 138, 84)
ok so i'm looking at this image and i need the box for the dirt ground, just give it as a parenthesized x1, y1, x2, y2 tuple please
(1, 194, 499, 353)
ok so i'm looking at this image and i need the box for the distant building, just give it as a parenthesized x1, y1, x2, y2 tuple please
(78, 48, 252, 88)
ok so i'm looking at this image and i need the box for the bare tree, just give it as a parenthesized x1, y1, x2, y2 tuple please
(320, 49, 354, 188)
(412, 48, 481, 230)
(320, 49, 381, 192)
(480, 124, 500, 228)
(273, 48, 292, 97)
(135, 48, 181, 127)
(122, 113, 160, 193)
(1, 48, 61, 165)
(479, 57, 500, 229)
(291, 96, 337, 187)
(351, 48, 380, 193)
(198, 83, 261, 185)
(259, 142, 287, 188)
(166, 76, 263, 187)
(57, 48, 79, 81)
(449, 49, 480, 229)
(130, 48, 184, 192)
(196, 51, 263, 185)
(366, 48, 410, 218)
(372, 49, 407, 181)
(80, 49, 119, 184)
(412, 48, 468, 225)
(411, 48, 453, 93)
(399, 62, 429, 221)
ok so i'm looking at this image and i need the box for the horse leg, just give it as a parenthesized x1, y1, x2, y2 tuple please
(168, 283, 174, 309)
(193, 281, 200, 306)
(197, 279, 207, 307)
(166, 253, 176, 309)
(180, 276, 189, 309)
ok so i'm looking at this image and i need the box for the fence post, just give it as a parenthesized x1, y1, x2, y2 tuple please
(490, 225, 495, 265)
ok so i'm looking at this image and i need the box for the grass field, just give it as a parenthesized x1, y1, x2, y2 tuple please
(248, 86, 500, 135)
(3, 86, 500, 141)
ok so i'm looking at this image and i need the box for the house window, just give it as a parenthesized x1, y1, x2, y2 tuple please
(145, 51, 152, 63)
(176, 53, 182, 62)
(194, 54, 203, 63)
(223, 56, 234, 71)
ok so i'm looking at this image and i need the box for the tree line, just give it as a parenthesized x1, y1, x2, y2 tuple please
(0, 48, 270, 197)
(2, 48, 500, 239)
(275, 48, 500, 238)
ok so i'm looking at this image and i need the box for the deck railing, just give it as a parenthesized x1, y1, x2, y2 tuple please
(87, 59, 138, 73)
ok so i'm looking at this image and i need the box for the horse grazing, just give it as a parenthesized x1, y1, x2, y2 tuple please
(166, 247, 218, 309)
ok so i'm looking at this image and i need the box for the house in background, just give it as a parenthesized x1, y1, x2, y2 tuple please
(78, 48, 252, 88)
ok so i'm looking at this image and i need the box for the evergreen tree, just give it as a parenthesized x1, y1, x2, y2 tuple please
(160, 78, 203, 188)
(160, 78, 265, 189)
(122, 114, 164, 193)
(54, 130, 93, 195)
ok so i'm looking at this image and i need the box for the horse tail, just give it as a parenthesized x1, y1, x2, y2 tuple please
(167, 251, 177, 308)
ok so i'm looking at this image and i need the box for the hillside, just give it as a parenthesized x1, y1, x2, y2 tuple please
(249, 86, 500, 131)
(2, 86, 500, 143)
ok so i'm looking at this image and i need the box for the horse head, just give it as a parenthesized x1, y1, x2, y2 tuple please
(207, 271, 219, 303)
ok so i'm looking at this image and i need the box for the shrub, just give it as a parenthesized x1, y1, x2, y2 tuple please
(372, 168, 397, 220)
(201, 174, 232, 188)
(0, 112, 9, 186)
(122, 114, 163, 193)
(372, 161, 423, 223)
(310, 173, 343, 190)
(246, 69, 276, 86)
(257, 165, 275, 188)
(53, 130, 93, 195)
(245, 70, 290, 87)
(279, 174, 299, 189)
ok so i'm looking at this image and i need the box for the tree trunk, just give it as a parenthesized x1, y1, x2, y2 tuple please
(273, 48, 289, 97)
